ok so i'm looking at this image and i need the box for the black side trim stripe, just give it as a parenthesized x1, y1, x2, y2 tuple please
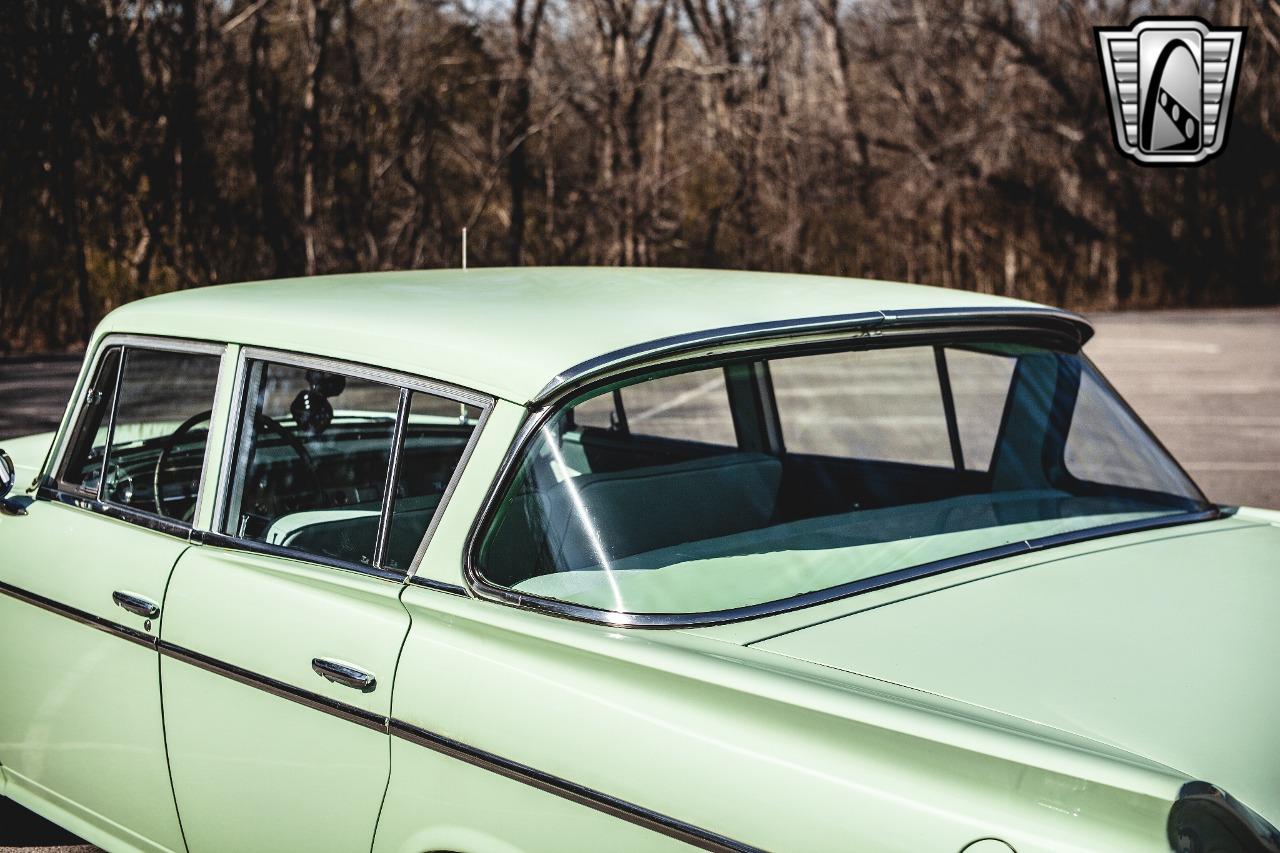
(0, 579, 154, 648)
(406, 575, 467, 596)
(0, 579, 757, 852)
(389, 720, 763, 853)
(156, 641, 387, 733)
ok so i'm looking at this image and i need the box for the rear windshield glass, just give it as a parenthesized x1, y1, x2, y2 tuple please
(476, 339, 1210, 616)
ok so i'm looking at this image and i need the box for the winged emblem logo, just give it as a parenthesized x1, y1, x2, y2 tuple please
(1095, 17, 1246, 165)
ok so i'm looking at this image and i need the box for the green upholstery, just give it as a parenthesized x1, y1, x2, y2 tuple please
(268, 493, 442, 567)
(484, 452, 784, 581)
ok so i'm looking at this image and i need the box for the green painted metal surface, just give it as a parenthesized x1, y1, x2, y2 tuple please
(0, 502, 186, 852)
(754, 515, 1280, 828)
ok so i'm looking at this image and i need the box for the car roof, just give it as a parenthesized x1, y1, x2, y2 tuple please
(97, 267, 1084, 403)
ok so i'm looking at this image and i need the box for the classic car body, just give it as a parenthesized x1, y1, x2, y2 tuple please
(0, 267, 1276, 853)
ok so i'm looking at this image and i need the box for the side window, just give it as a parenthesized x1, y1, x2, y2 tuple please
(942, 346, 1018, 472)
(59, 344, 221, 522)
(569, 391, 624, 431)
(381, 392, 481, 571)
(223, 361, 400, 565)
(619, 367, 736, 446)
(222, 358, 480, 571)
(1064, 369, 1177, 493)
(769, 347, 954, 467)
(60, 346, 123, 494)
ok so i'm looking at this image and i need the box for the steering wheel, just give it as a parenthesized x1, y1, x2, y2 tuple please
(154, 410, 214, 519)
(252, 413, 328, 512)
(154, 411, 327, 520)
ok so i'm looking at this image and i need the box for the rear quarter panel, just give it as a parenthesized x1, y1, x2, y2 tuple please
(378, 587, 1185, 853)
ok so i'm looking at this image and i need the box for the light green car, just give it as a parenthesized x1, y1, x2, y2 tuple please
(0, 268, 1276, 853)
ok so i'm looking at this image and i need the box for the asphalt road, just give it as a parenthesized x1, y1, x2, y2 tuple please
(0, 306, 1277, 850)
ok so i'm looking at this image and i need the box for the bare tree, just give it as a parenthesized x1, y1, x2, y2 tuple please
(2, 0, 1278, 350)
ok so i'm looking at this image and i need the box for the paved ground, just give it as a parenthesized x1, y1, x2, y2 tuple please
(1088, 308, 1280, 509)
(0, 306, 1276, 850)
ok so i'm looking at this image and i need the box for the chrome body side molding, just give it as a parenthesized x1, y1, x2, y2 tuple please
(0, 577, 755, 850)
(156, 642, 387, 733)
(388, 720, 762, 853)
(0, 579, 155, 649)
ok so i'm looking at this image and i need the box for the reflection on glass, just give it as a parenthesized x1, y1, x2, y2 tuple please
(479, 341, 1210, 616)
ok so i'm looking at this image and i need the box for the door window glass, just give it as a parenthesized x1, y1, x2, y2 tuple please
(381, 393, 481, 571)
(59, 346, 123, 494)
(58, 344, 221, 523)
(106, 349, 222, 519)
(222, 359, 481, 571)
(223, 361, 400, 566)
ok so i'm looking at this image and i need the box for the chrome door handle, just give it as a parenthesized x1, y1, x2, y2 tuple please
(112, 591, 160, 619)
(311, 658, 377, 693)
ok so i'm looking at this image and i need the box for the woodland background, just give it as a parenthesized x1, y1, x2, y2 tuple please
(1, 0, 1278, 351)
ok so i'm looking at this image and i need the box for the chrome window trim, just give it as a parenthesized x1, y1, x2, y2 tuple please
(210, 346, 496, 582)
(212, 345, 253, 534)
(45, 335, 223, 490)
(38, 487, 198, 540)
(237, 346, 490, 410)
(39, 334, 231, 541)
(190, 530, 410, 583)
(400, 401, 493, 579)
(464, 322, 1218, 629)
(94, 348, 127, 502)
(533, 306, 1093, 404)
(373, 389, 412, 568)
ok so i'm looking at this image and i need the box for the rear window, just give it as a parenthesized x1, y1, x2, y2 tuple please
(475, 338, 1210, 618)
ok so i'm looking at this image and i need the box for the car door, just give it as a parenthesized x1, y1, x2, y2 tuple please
(0, 336, 226, 852)
(158, 349, 488, 853)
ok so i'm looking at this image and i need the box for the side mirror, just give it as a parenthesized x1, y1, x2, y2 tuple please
(0, 450, 14, 500)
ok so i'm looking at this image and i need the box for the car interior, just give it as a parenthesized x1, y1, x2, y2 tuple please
(223, 363, 479, 570)
(57, 347, 478, 572)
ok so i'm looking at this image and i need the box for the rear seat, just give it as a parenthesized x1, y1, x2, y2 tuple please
(483, 452, 783, 579)
(267, 493, 443, 567)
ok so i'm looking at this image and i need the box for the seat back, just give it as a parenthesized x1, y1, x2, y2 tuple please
(482, 452, 783, 580)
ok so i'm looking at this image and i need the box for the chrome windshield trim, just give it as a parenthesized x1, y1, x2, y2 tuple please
(533, 306, 1092, 404)
(0, 578, 155, 649)
(389, 719, 762, 853)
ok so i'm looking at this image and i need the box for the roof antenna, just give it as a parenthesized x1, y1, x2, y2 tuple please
(461, 227, 468, 271)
